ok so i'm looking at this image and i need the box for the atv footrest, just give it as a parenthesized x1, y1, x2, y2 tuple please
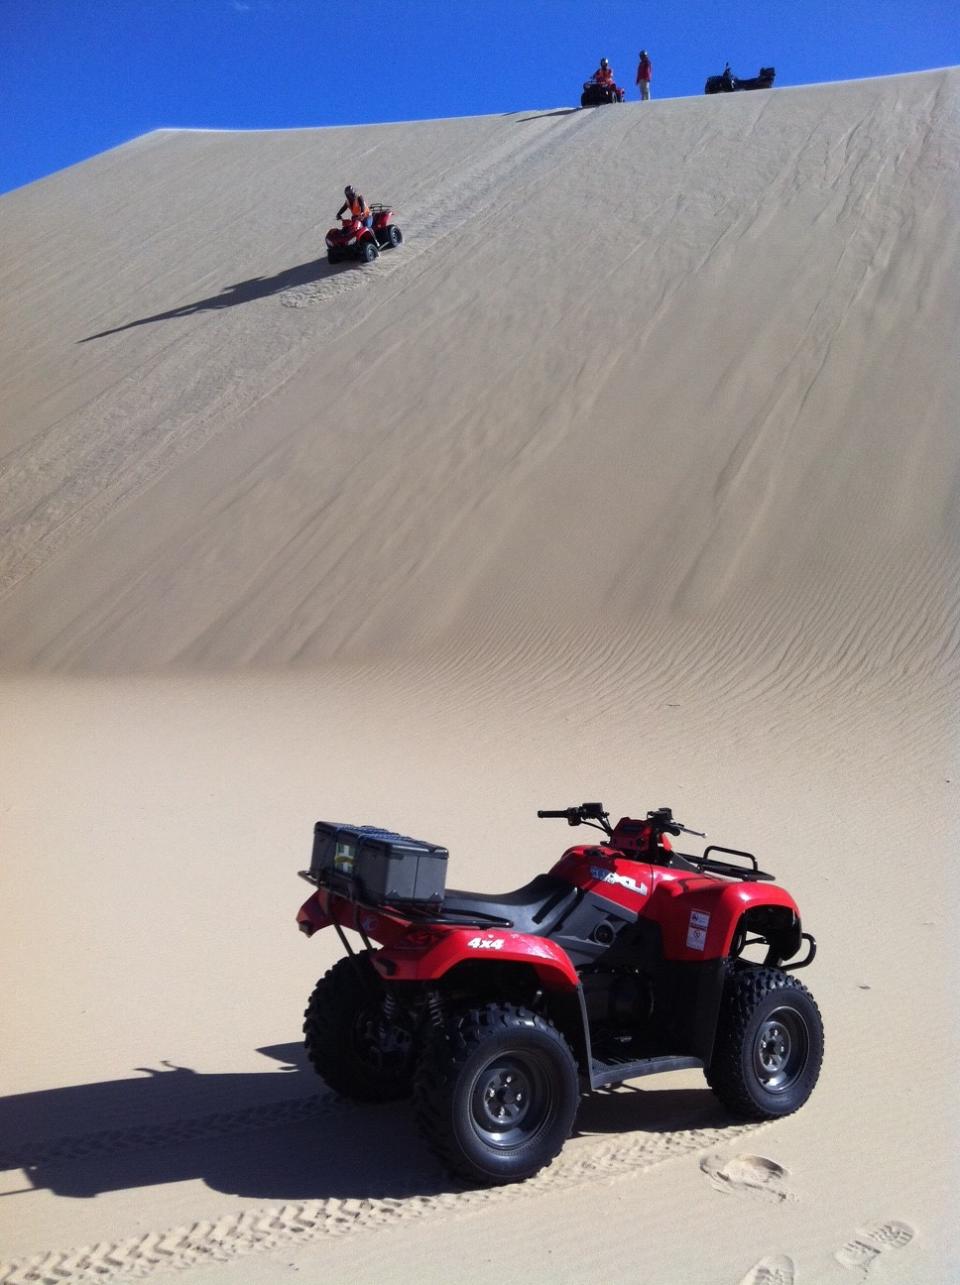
(589, 1053, 703, 1089)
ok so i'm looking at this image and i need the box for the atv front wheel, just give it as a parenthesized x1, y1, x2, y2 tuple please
(414, 1002, 578, 1185)
(360, 239, 379, 263)
(707, 966, 823, 1119)
(303, 952, 414, 1101)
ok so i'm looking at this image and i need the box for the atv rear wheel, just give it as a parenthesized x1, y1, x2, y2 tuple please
(707, 965, 823, 1119)
(303, 952, 414, 1101)
(414, 1002, 578, 1185)
(386, 224, 402, 248)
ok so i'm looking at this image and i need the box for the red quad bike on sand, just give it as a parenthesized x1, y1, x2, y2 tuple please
(296, 801, 824, 1185)
(325, 204, 403, 265)
(581, 79, 626, 106)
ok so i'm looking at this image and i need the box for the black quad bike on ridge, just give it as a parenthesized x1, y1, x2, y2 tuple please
(705, 64, 776, 94)
(296, 802, 824, 1184)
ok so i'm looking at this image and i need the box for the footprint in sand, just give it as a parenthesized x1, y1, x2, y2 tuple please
(701, 1153, 796, 1203)
(738, 1254, 796, 1285)
(835, 1220, 915, 1274)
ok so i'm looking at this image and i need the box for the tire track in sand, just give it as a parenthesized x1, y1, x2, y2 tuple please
(0, 1114, 760, 1284)
(0, 1094, 340, 1172)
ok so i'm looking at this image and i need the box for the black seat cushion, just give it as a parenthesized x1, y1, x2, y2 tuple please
(441, 874, 578, 936)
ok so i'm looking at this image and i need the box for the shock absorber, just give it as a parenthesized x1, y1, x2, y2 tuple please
(426, 988, 445, 1031)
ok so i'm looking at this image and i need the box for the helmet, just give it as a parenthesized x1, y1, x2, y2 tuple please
(639, 50, 648, 57)
(600, 58, 609, 68)
(344, 185, 355, 198)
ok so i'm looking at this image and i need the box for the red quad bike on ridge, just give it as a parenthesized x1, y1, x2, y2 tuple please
(581, 79, 626, 107)
(325, 203, 403, 265)
(296, 802, 823, 1185)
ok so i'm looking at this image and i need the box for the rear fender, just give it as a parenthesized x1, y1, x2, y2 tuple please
(382, 945, 593, 1085)
(296, 889, 415, 948)
(296, 892, 332, 936)
(372, 927, 580, 990)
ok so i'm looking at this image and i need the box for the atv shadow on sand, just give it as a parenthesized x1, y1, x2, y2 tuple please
(515, 108, 579, 122)
(0, 1043, 740, 1203)
(78, 255, 345, 343)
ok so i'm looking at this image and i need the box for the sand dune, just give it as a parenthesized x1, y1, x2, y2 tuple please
(1, 70, 958, 1284)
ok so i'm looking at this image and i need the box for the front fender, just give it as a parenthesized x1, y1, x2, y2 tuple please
(647, 877, 801, 961)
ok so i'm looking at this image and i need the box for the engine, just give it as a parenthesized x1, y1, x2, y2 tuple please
(580, 969, 653, 1027)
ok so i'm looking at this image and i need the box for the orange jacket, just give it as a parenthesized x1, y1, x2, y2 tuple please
(595, 66, 614, 85)
(338, 193, 371, 220)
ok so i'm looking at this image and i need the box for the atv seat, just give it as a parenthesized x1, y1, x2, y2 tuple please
(440, 874, 578, 936)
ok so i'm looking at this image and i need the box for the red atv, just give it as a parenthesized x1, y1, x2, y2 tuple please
(581, 79, 626, 106)
(296, 801, 823, 1185)
(325, 204, 403, 265)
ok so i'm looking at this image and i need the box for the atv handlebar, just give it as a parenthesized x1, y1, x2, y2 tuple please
(537, 803, 706, 841)
(645, 806, 706, 839)
(538, 803, 612, 835)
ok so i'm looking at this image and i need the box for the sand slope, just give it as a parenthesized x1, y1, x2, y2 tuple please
(1, 70, 958, 1285)
(2, 71, 958, 683)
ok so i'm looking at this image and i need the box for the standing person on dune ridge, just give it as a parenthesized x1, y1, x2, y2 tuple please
(636, 49, 652, 100)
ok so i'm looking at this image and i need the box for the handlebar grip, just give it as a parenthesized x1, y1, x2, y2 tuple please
(537, 810, 569, 818)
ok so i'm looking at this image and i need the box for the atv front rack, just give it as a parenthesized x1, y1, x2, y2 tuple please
(680, 845, 775, 882)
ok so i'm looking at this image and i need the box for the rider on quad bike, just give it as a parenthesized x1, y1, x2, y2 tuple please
(337, 185, 372, 230)
(595, 57, 615, 86)
(325, 194, 403, 265)
(704, 63, 776, 94)
(582, 57, 626, 106)
(295, 800, 824, 1185)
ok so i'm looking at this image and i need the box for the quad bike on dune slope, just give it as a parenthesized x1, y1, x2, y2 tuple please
(325, 203, 403, 265)
(296, 800, 823, 1185)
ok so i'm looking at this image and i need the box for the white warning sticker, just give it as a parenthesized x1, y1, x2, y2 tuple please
(686, 909, 711, 951)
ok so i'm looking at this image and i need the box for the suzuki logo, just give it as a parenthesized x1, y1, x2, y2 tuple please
(590, 866, 648, 896)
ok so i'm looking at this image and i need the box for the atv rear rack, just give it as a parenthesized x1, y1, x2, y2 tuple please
(297, 871, 513, 926)
(680, 845, 775, 882)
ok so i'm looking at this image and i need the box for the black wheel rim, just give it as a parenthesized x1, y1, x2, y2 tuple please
(469, 1052, 554, 1150)
(753, 1005, 809, 1092)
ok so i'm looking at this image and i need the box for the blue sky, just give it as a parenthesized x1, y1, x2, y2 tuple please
(2, 0, 957, 194)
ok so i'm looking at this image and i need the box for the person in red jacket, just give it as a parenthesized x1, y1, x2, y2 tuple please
(636, 49, 652, 100)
